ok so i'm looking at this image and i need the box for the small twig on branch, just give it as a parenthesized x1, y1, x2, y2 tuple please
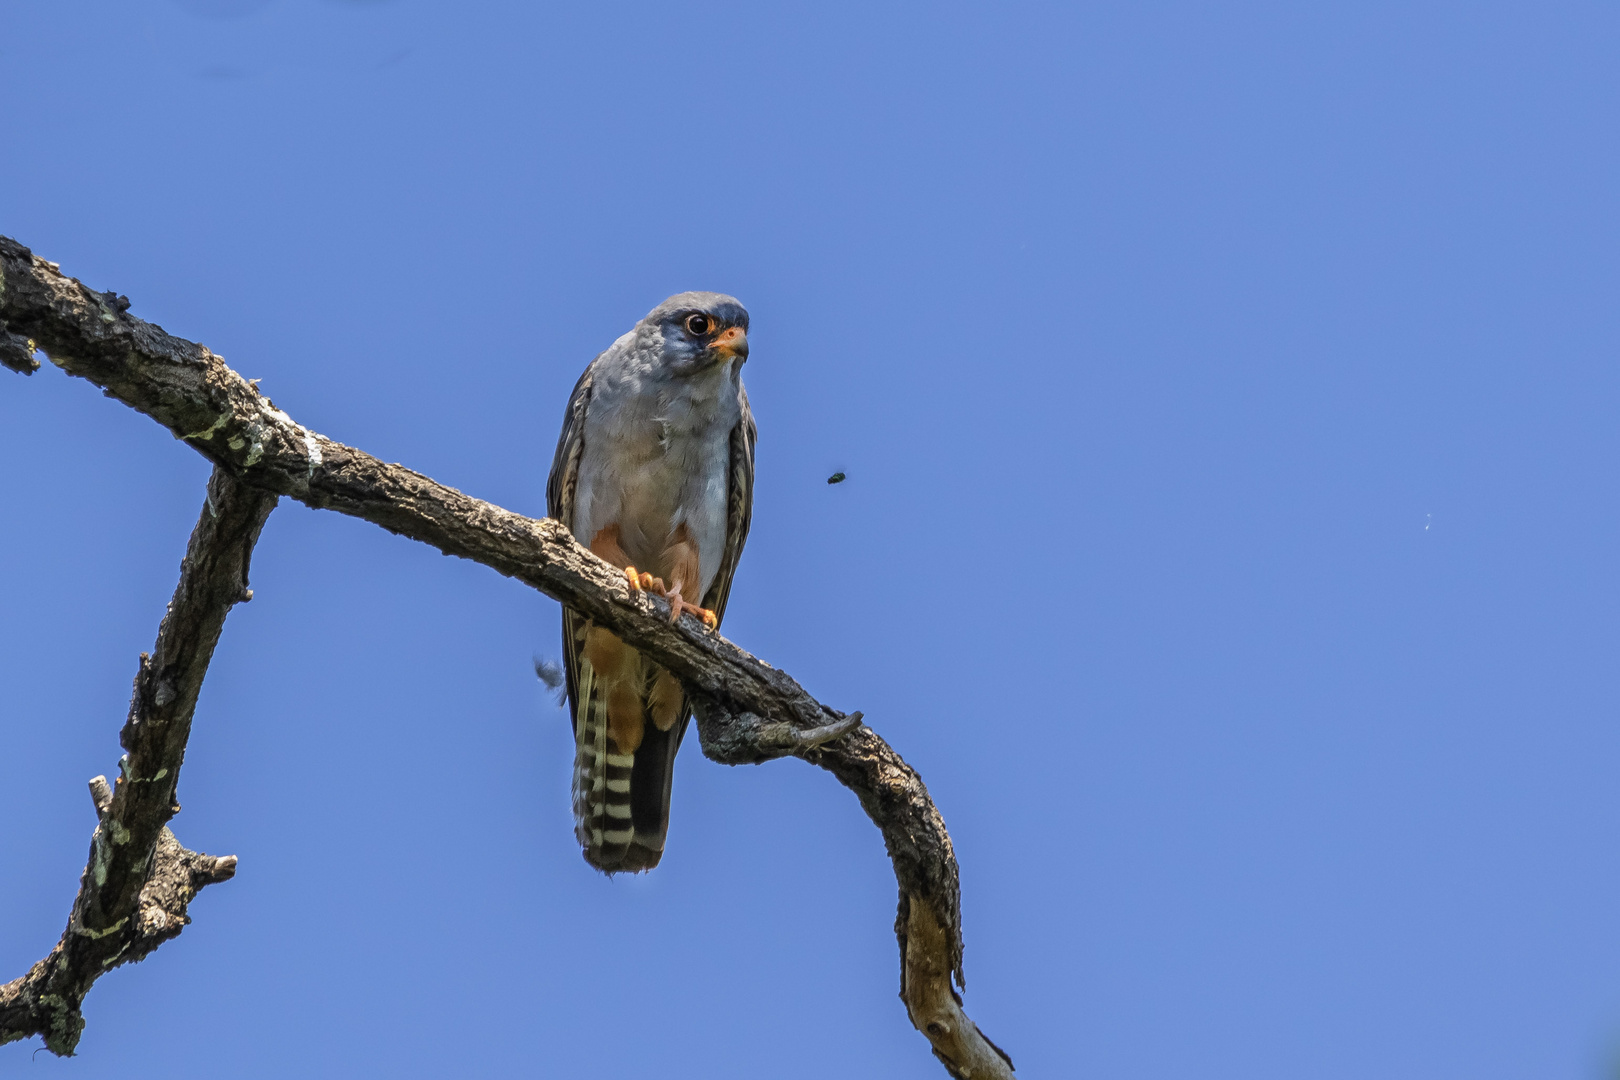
(0, 235, 1014, 1077)
(693, 706, 866, 762)
(0, 466, 274, 1054)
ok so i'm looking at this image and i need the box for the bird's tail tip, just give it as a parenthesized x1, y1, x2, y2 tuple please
(582, 838, 665, 875)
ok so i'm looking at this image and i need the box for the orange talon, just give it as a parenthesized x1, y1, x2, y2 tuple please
(678, 602, 715, 627)
(662, 582, 717, 628)
(624, 566, 640, 594)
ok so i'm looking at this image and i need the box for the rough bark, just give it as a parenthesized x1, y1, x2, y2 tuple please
(0, 318, 39, 373)
(0, 467, 274, 1054)
(0, 236, 1014, 1077)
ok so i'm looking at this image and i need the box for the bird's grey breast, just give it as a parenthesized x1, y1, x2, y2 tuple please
(573, 339, 742, 595)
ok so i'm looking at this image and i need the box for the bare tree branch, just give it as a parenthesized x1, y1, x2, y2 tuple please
(0, 466, 274, 1054)
(0, 235, 1015, 1077)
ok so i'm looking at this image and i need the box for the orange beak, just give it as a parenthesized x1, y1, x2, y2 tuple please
(710, 326, 749, 361)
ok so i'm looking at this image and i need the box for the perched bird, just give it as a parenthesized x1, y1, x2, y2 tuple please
(547, 293, 756, 873)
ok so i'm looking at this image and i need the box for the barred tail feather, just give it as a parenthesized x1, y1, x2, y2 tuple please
(570, 655, 663, 872)
(571, 658, 628, 868)
(566, 605, 686, 873)
(570, 658, 600, 845)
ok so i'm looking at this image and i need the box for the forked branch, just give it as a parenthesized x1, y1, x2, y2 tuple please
(0, 467, 274, 1053)
(0, 236, 1013, 1078)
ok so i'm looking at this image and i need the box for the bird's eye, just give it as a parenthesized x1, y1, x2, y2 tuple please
(684, 314, 712, 336)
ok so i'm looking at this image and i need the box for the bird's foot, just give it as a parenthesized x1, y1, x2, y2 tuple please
(628, 573, 716, 629)
(666, 584, 717, 629)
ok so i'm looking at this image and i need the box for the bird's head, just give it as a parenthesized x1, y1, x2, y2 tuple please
(641, 291, 749, 376)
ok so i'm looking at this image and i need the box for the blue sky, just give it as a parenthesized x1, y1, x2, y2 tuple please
(4, 2, 1620, 1077)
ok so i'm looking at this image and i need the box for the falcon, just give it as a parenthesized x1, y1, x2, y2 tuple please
(547, 292, 756, 873)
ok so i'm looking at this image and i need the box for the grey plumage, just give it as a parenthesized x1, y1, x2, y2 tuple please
(547, 292, 756, 873)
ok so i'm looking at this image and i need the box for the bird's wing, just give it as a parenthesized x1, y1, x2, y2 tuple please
(547, 361, 596, 733)
(547, 361, 594, 524)
(702, 381, 757, 625)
